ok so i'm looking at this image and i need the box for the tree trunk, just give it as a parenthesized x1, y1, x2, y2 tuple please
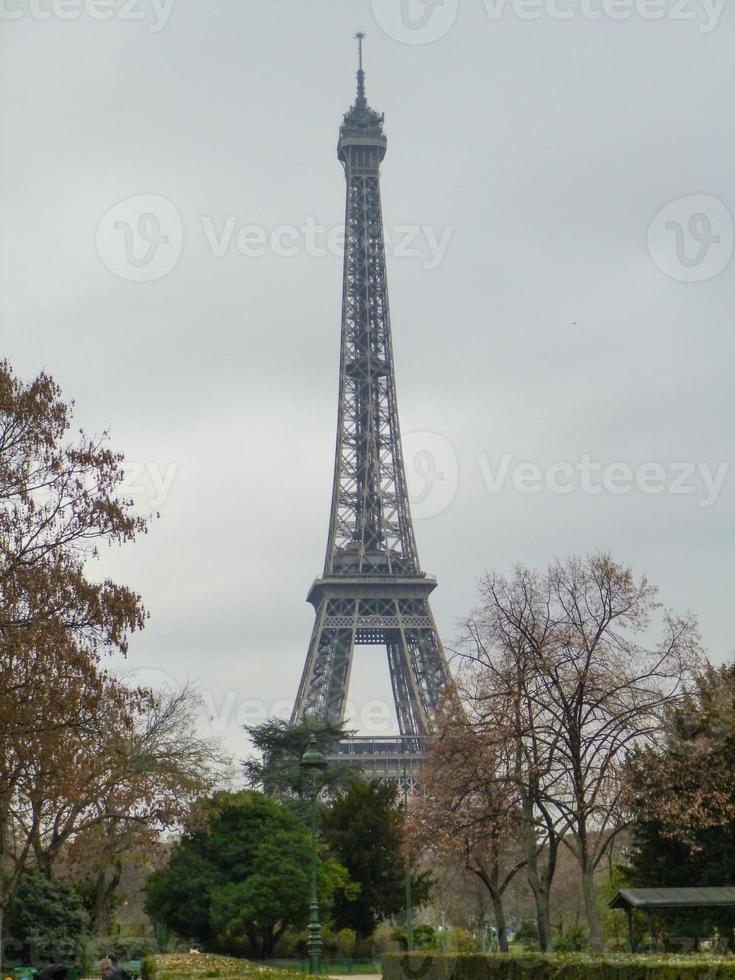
(580, 859, 603, 952)
(246, 930, 262, 960)
(522, 803, 551, 951)
(527, 873, 551, 952)
(35, 850, 53, 878)
(489, 891, 508, 953)
(90, 861, 123, 934)
(0, 799, 13, 973)
(473, 864, 509, 953)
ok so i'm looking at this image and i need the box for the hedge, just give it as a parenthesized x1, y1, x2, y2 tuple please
(382, 952, 735, 980)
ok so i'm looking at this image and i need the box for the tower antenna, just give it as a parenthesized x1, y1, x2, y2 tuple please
(354, 31, 366, 103)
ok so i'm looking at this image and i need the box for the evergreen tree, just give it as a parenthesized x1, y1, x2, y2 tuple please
(321, 780, 431, 939)
(243, 718, 357, 803)
(5, 872, 88, 967)
(625, 664, 735, 944)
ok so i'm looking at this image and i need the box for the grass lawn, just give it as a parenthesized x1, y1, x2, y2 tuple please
(141, 953, 314, 980)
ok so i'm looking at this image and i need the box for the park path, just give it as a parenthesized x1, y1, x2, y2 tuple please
(330, 975, 380, 980)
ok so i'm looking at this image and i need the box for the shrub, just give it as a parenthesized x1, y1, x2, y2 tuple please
(333, 927, 357, 958)
(382, 952, 735, 980)
(414, 925, 439, 950)
(373, 923, 404, 960)
(552, 928, 588, 953)
(272, 928, 306, 959)
(354, 933, 376, 960)
(511, 921, 538, 949)
(287, 924, 357, 958)
(391, 926, 477, 954)
(141, 957, 158, 980)
(442, 929, 479, 953)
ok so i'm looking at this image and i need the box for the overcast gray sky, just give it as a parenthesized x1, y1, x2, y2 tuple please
(2, 0, 733, 754)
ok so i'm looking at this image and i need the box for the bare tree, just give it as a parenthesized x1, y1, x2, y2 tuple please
(461, 554, 702, 951)
(458, 634, 568, 951)
(408, 700, 526, 952)
(58, 684, 233, 930)
(28, 683, 232, 875)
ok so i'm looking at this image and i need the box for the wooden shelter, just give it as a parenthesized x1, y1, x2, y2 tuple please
(609, 887, 735, 952)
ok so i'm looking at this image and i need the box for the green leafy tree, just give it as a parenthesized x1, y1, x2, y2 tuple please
(145, 844, 217, 947)
(144, 791, 351, 957)
(5, 871, 89, 967)
(321, 780, 431, 939)
(210, 831, 350, 957)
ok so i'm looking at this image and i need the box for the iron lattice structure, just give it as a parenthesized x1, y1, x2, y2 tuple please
(291, 39, 451, 753)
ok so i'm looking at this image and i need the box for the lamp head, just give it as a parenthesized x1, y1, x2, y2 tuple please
(301, 733, 327, 771)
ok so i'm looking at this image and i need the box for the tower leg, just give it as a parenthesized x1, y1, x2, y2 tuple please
(387, 634, 428, 736)
(292, 601, 355, 724)
(405, 628, 452, 718)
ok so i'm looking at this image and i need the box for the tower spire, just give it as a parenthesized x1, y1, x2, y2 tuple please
(355, 31, 366, 105)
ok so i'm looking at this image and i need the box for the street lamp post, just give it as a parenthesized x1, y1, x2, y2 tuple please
(402, 761, 413, 952)
(301, 734, 327, 975)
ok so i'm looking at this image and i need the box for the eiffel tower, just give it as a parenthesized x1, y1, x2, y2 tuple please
(290, 36, 451, 779)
